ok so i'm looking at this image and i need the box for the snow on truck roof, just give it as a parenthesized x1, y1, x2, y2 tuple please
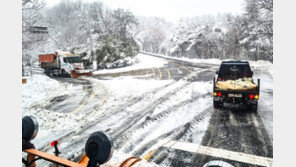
(221, 60, 249, 65)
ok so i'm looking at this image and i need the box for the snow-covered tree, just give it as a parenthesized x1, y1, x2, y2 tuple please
(146, 0, 273, 61)
(22, 0, 46, 65)
(112, 9, 138, 39)
(240, 0, 273, 61)
(135, 16, 174, 53)
(23, 0, 140, 68)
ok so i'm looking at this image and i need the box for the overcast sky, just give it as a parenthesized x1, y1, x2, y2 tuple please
(44, 0, 245, 22)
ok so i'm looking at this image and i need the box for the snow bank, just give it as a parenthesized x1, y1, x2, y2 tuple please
(94, 53, 167, 74)
(141, 51, 222, 65)
(28, 108, 87, 148)
(141, 51, 273, 75)
(175, 56, 222, 65)
(249, 60, 273, 75)
(22, 75, 80, 147)
(22, 75, 67, 110)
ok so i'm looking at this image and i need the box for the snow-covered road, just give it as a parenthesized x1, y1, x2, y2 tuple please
(22, 53, 273, 167)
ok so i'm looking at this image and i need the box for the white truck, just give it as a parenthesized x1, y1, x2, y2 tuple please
(39, 51, 92, 77)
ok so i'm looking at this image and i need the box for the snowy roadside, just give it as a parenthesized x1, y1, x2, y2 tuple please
(140, 51, 273, 75)
(22, 74, 70, 112)
(254, 71, 273, 142)
(140, 51, 222, 65)
(93, 53, 167, 74)
(22, 75, 87, 148)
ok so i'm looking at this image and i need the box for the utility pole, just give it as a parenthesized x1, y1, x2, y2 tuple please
(256, 44, 259, 61)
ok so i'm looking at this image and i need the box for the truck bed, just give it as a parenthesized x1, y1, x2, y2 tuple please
(39, 54, 56, 63)
(214, 79, 259, 92)
(40, 61, 60, 69)
(39, 54, 60, 69)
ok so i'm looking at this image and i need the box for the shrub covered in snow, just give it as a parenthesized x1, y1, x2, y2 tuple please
(92, 36, 139, 69)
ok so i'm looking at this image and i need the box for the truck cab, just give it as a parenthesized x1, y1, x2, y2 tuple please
(216, 60, 253, 81)
(60, 55, 84, 75)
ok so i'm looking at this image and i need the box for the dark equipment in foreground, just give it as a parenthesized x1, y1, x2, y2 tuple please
(22, 116, 112, 167)
(213, 60, 260, 112)
(22, 116, 39, 142)
(22, 116, 235, 167)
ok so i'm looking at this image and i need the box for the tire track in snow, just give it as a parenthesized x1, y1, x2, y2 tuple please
(109, 81, 195, 147)
(38, 61, 209, 161)
(130, 107, 212, 163)
(116, 92, 212, 153)
(55, 75, 196, 160)
(39, 78, 182, 154)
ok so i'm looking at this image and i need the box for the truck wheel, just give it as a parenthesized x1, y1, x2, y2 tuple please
(49, 71, 54, 77)
(253, 104, 258, 112)
(248, 104, 258, 112)
(45, 70, 53, 77)
(44, 71, 50, 76)
(214, 101, 222, 109)
(61, 69, 66, 77)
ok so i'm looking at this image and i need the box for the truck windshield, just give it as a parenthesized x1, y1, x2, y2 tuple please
(218, 64, 252, 80)
(66, 57, 82, 63)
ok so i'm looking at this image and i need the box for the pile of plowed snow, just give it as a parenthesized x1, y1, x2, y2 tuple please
(22, 74, 80, 148)
(94, 53, 167, 74)
(22, 75, 65, 110)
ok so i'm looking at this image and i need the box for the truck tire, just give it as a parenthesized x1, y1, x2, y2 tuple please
(49, 70, 54, 77)
(248, 104, 258, 112)
(214, 101, 222, 109)
(44, 70, 50, 76)
(61, 69, 67, 77)
(45, 70, 53, 77)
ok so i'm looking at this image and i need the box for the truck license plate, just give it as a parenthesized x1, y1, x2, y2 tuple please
(228, 94, 242, 98)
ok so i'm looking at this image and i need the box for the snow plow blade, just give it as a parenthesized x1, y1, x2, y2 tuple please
(71, 70, 93, 78)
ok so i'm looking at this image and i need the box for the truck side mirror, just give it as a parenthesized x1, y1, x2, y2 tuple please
(250, 71, 253, 76)
(215, 70, 219, 75)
